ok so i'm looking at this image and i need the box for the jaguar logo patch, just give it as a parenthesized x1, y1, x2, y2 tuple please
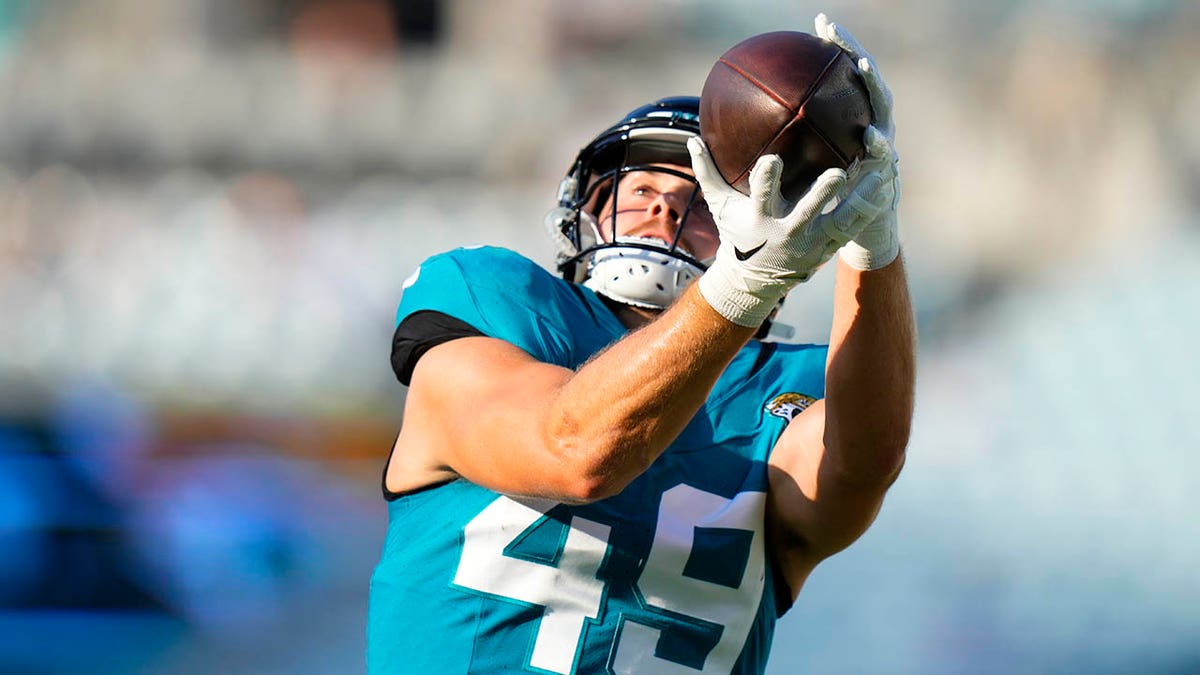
(764, 392, 817, 422)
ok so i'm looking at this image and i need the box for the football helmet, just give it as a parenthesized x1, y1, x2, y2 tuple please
(545, 97, 712, 310)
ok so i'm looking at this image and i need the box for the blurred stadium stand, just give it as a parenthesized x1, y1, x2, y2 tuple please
(1, 0, 1198, 673)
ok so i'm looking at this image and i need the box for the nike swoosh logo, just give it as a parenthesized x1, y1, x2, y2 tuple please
(734, 241, 766, 261)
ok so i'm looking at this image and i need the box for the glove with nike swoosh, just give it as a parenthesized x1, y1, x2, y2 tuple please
(816, 13, 902, 271)
(689, 136, 890, 327)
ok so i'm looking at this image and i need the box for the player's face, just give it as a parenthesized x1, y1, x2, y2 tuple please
(594, 165, 720, 261)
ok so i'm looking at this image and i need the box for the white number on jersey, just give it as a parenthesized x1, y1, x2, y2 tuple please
(454, 497, 611, 674)
(453, 486, 767, 674)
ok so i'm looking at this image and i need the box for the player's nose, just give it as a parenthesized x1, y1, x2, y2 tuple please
(633, 206, 678, 243)
(645, 194, 682, 228)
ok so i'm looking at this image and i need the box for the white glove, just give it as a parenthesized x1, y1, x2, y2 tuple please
(689, 136, 890, 327)
(816, 13, 902, 271)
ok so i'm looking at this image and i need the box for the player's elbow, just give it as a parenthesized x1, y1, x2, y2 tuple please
(878, 420, 912, 483)
(840, 438, 908, 488)
(826, 410, 911, 486)
(823, 420, 910, 487)
(544, 433, 640, 504)
(560, 452, 640, 504)
(873, 441, 907, 487)
(549, 448, 629, 504)
(555, 472, 624, 504)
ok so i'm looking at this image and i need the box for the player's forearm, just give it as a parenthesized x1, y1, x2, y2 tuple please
(544, 285, 755, 500)
(822, 254, 915, 482)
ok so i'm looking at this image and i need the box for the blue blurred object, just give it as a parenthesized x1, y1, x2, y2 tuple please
(0, 421, 160, 611)
(0, 428, 49, 607)
(0, 420, 181, 674)
(128, 451, 336, 632)
(0, 412, 380, 673)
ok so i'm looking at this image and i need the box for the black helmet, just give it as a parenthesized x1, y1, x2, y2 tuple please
(545, 97, 711, 307)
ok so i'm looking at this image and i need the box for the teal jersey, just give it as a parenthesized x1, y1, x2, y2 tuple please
(369, 247, 828, 674)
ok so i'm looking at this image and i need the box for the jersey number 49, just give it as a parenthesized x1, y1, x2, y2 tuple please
(454, 485, 767, 674)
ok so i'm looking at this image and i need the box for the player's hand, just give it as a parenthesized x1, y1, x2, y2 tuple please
(816, 13, 901, 270)
(688, 136, 889, 327)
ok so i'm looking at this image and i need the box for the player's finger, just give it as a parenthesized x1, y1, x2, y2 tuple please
(787, 167, 846, 228)
(814, 13, 834, 42)
(748, 154, 784, 216)
(815, 16, 891, 124)
(824, 17, 871, 63)
(687, 137, 735, 205)
(864, 126, 893, 160)
(821, 171, 886, 243)
(858, 59, 894, 121)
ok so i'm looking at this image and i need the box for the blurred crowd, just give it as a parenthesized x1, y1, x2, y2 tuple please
(1, 1, 1198, 673)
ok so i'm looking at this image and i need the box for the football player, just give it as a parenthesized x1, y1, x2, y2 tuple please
(369, 15, 913, 674)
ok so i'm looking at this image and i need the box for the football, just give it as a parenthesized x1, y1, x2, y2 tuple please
(699, 31, 872, 203)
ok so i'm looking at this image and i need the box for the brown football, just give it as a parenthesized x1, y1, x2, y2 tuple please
(699, 31, 871, 203)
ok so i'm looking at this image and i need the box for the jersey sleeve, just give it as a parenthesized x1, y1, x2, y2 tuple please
(394, 246, 575, 367)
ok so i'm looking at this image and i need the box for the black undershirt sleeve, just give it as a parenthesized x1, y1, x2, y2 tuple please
(391, 310, 487, 385)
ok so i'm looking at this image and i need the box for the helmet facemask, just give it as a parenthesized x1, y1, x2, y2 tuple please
(545, 97, 715, 310)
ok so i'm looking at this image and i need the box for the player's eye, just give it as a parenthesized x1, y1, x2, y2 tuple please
(630, 184, 656, 198)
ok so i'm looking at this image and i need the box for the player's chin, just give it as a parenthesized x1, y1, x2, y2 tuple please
(683, 233, 720, 262)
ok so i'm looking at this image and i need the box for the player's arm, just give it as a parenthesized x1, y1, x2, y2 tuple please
(394, 138, 887, 504)
(765, 256, 915, 600)
(391, 285, 756, 503)
(764, 13, 915, 603)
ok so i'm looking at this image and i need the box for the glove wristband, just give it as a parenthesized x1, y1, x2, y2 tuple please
(840, 232, 899, 271)
(696, 259, 787, 328)
(839, 175, 899, 271)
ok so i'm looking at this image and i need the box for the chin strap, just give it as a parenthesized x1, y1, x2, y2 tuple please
(582, 237, 705, 310)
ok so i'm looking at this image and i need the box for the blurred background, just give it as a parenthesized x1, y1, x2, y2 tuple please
(0, 0, 1197, 673)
